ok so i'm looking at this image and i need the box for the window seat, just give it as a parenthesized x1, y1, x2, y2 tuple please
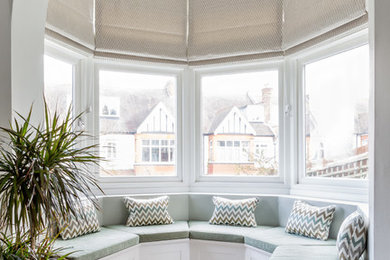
(244, 227, 336, 253)
(53, 194, 367, 260)
(106, 221, 189, 243)
(54, 227, 139, 260)
(269, 245, 338, 260)
(189, 220, 273, 243)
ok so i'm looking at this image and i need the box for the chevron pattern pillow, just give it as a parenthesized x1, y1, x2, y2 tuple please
(59, 200, 100, 240)
(337, 211, 367, 260)
(209, 196, 260, 227)
(124, 196, 174, 227)
(285, 200, 336, 240)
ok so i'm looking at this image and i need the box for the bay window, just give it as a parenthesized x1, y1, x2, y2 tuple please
(301, 44, 369, 180)
(43, 29, 369, 200)
(44, 55, 73, 119)
(199, 69, 280, 177)
(98, 69, 178, 177)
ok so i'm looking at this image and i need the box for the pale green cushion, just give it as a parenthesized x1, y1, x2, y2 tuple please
(54, 227, 139, 260)
(189, 221, 273, 243)
(106, 221, 189, 242)
(245, 227, 337, 253)
(270, 246, 338, 260)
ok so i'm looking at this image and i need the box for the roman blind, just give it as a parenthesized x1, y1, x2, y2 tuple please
(94, 0, 188, 61)
(46, 0, 94, 49)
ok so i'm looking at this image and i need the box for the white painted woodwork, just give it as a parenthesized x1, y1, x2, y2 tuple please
(100, 245, 139, 260)
(369, 0, 390, 259)
(139, 239, 190, 260)
(245, 245, 272, 260)
(100, 239, 271, 260)
(190, 240, 246, 260)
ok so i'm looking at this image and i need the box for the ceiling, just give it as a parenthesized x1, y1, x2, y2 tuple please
(46, 0, 367, 63)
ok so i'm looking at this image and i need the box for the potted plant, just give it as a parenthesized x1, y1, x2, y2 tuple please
(0, 101, 102, 258)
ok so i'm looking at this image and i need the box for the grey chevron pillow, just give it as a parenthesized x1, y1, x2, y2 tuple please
(285, 200, 336, 240)
(124, 196, 174, 227)
(337, 211, 367, 260)
(209, 196, 260, 227)
(59, 200, 100, 240)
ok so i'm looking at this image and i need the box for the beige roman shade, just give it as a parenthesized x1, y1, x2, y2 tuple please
(45, 0, 368, 63)
(187, 0, 283, 61)
(94, 0, 188, 61)
(282, 0, 367, 50)
(46, 0, 94, 49)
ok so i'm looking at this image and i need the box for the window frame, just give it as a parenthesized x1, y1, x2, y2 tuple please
(93, 60, 185, 183)
(44, 38, 92, 124)
(295, 31, 369, 189)
(193, 60, 286, 183)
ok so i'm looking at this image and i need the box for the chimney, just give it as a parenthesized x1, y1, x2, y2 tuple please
(262, 87, 272, 123)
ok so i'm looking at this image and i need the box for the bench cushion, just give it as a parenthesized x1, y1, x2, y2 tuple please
(245, 227, 337, 253)
(54, 227, 139, 260)
(189, 221, 273, 243)
(106, 221, 189, 242)
(270, 245, 338, 260)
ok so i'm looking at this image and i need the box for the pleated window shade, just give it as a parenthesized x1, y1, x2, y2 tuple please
(45, 0, 368, 62)
(188, 0, 283, 61)
(94, 0, 188, 61)
(46, 0, 94, 49)
(282, 0, 367, 50)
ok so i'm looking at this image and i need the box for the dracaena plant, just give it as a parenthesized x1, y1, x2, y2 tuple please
(0, 100, 102, 250)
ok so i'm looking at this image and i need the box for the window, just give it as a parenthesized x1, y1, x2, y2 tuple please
(201, 70, 279, 176)
(303, 45, 369, 179)
(99, 70, 177, 177)
(103, 142, 117, 159)
(141, 139, 175, 163)
(44, 55, 73, 120)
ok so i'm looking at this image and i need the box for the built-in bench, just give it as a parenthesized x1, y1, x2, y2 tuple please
(54, 194, 367, 260)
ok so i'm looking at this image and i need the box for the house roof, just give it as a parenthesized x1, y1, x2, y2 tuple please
(207, 106, 275, 137)
(208, 107, 232, 134)
(250, 122, 275, 136)
(100, 88, 175, 134)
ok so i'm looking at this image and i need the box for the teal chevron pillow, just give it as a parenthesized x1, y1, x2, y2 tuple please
(209, 196, 260, 227)
(337, 211, 367, 260)
(59, 200, 101, 240)
(285, 200, 336, 240)
(124, 196, 174, 227)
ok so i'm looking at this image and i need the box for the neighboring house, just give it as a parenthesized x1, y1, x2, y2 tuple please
(354, 111, 368, 155)
(204, 88, 277, 175)
(99, 83, 176, 176)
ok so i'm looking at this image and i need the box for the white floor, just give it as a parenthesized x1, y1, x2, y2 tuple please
(100, 239, 271, 260)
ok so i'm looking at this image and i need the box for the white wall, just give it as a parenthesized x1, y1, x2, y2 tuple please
(11, 0, 48, 124)
(0, 0, 12, 127)
(369, 0, 390, 259)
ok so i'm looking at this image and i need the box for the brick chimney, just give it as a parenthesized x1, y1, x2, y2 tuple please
(262, 87, 272, 123)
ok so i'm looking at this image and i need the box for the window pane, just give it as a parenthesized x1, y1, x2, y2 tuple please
(99, 70, 176, 176)
(142, 147, 150, 162)
(304, 45, 369, 179)
(152, 147, 160, 162)
(44, 55, 73, 121)
(202, 71, 279, 176)
(161, 147, 169, 162)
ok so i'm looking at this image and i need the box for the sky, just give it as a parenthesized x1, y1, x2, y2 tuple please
(202, 70, 279, 98)
(44, 55, 73, 87)
(305, 44, 369, 161)
(99, 70, 175, 92)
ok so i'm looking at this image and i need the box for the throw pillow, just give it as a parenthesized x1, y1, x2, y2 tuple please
(285, 200, 336, 240)
(209, 196, 259, 227)
(124, 196, 174, 226)
(59, 200, 100, 240)
(337, 211, 367, 260)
